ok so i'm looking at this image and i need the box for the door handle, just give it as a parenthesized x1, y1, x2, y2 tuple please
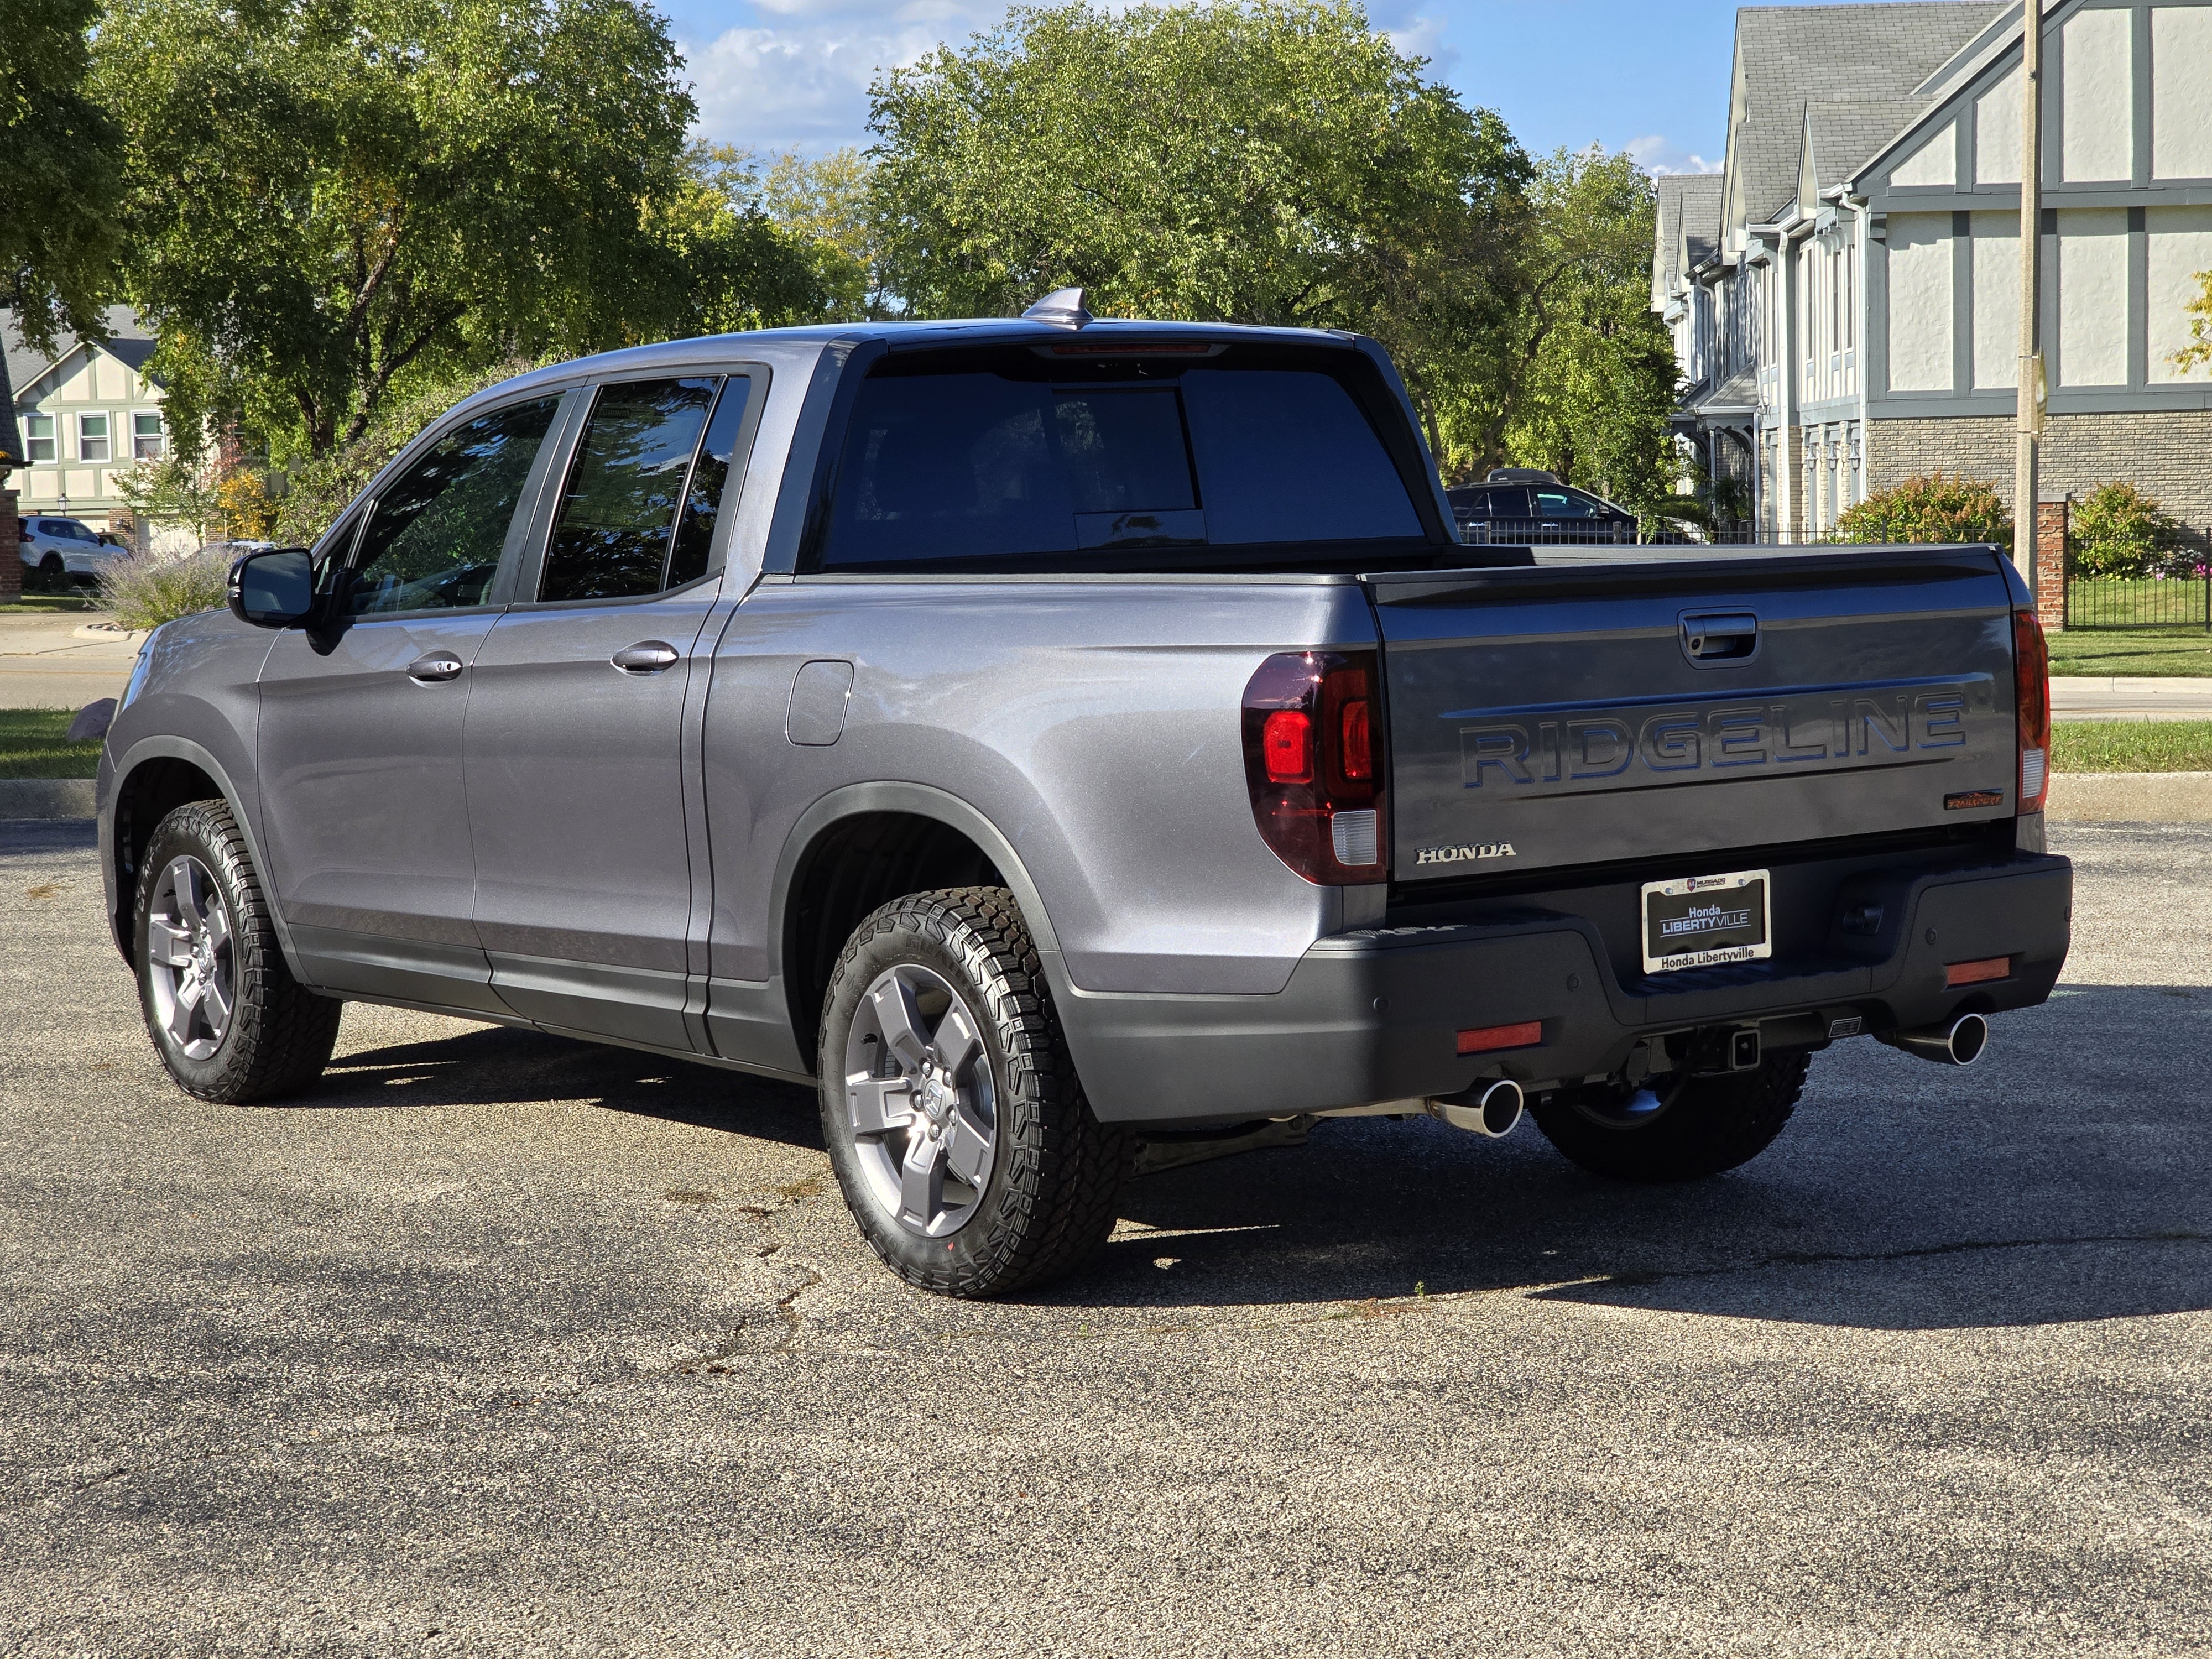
(407, 653, 464, 683)
(611, 641, 680, 674)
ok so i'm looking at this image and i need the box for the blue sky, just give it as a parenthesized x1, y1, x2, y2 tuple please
(659, 0, 1787, 173)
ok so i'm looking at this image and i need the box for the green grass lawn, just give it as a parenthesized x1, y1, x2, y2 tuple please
(0, 589, 103, 615)
(2052, 719, 2212, 773)
(0, 708, 102, 779)
(2048, 626, 2212, 677)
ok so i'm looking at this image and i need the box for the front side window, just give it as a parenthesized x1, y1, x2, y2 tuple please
(539, 377, 726, 602)
(24, 414, 54, 463)
(77, 413, 110, 462)
(820, 355, 1421, 572)
(132, 411, 165, 461)
(1533, 489, 1602, 519)
(346, 396, 561, 616)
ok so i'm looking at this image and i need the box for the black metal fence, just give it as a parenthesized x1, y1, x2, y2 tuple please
(2064, 573, 2212, 629)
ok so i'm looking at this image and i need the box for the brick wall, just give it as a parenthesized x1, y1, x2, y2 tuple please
(1867, 410, 2212, 530)
(0, 488, 18, 603)
(2036, 498, 2067, 631)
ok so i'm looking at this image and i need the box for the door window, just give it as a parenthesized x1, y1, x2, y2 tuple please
(346, 396, 561, 616)
(539, 377, 724, 602)
(1533, 489, 1600, 519)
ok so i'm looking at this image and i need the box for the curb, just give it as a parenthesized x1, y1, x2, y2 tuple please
(2046, 771, 2212, 823)
(0, 779, 97, 820)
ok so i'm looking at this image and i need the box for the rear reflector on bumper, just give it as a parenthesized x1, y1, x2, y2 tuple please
(1945, 956, 2011, 987)
(1457, 1020, 1543, 1055)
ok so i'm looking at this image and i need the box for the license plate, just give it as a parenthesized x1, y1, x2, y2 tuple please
(1641, 868, 1772, 974)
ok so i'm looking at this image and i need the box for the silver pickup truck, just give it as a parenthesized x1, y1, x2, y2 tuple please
(97, 300, 2072, 1296)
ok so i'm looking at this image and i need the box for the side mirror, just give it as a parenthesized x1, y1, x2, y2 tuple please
(228, 547, 315, 627)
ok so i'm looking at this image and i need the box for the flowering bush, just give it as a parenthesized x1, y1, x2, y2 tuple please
(2068, 481, 2183, 578)
(1833, 473, 2011, 547)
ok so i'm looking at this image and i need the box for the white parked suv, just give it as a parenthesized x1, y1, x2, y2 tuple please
(17, 515, 123, 584)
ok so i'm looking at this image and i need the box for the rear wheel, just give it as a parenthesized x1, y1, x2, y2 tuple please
(134, 800, 341, 1103)
(1531, 1051, 1811, 1182)
(817, 887, 1131, 1297)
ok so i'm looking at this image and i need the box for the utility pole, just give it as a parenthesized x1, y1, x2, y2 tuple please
(2015, 0, 2045, 589)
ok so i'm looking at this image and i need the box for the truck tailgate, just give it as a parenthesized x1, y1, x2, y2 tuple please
(1368, 546, 2021, 883)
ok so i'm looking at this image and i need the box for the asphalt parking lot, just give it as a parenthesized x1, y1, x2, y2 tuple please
(3, 820, 2208, 1656)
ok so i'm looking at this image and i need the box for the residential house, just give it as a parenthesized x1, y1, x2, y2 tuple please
(2, 306, 170, 535)
(1656, 1, 2212, 542)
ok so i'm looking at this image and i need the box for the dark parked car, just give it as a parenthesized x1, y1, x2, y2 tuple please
(1448, 470, 1637, 544)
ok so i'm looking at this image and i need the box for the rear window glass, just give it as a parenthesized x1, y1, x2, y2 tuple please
(819, 359, 1422, 571)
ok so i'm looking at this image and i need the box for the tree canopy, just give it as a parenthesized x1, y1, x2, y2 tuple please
(867, 0, 1531, 460)
(1, 0, 124, 355)
(93, 0, 698, 464)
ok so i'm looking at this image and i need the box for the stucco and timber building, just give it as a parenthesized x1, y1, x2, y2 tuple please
(1655, 1, 2212, 544)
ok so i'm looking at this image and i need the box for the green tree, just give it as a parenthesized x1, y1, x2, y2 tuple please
(866, 0, 1530, 456)
(93, 0, 696, 466)
(764, 146, 880, 317)
(1485, 148, 1681, 508)
(2176, 268, 2212, 375)
(1, 0, 124, 354)
(655, 145, 854, 336)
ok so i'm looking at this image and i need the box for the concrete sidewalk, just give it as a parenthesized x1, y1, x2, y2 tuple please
(0, 613, 144, 710)
(2051, 675, 2212, 722)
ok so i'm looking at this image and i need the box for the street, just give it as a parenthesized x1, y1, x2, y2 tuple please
(3, 819, 2208, 1656)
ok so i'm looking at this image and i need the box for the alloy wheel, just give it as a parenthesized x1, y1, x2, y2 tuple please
(842, 963, 998, 1238)
(145, 855, 236, 1062)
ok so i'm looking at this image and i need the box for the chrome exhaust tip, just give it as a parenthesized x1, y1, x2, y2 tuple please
(1879, 1011, 1990, 1067)
(1427, 1077, 1525, 1138)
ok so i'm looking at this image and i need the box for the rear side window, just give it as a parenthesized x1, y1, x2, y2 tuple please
(820, 358, 1422, 572)
(541, 378, 717, 602)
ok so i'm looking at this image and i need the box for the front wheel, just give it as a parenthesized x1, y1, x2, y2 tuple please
(1531, 1051, 1811, 1182)
(817, 887, 1131, 1297)
(134, 800, 342, 1103)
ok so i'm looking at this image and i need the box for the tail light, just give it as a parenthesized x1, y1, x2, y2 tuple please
(1241, 650, 1387, 884)
(2013, 611, 2050, 814)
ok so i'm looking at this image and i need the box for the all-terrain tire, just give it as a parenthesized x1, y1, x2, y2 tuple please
(1531, 1051, 1811, 1183)
(817, 886, 1132, 1297)
(134, 799, 342, 1103)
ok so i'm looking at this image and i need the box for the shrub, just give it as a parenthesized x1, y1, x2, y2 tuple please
(1834, 473, 2011, 547)
(2068, 481, 2181, 578)
(96, 544, 231, 630)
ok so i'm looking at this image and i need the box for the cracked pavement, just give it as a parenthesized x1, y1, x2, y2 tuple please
(3, 820, 2209, 1656)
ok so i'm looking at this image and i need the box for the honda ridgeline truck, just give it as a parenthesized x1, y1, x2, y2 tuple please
(97, 296, 2072, 1296)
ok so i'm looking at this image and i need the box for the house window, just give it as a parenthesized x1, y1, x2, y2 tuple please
(24, 413, 55, 463)
(132, 411, 165, 461)
(77, 412, 111, 462)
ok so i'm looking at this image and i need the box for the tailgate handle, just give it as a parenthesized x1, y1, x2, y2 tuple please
(1682, 611, 1759, 663)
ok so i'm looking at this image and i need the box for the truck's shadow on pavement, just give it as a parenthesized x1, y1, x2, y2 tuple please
(313, 981, 2210, 1332)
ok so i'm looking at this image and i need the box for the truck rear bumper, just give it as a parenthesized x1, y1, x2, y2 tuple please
(1056, 846, 2072, 1126)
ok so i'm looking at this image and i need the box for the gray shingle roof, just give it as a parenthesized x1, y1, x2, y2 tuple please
(1805, 97, 1933, 194)
(3, 305, 156, 401)
(1726, 3, 2002, 226)
(1653, 174, 1726, 297)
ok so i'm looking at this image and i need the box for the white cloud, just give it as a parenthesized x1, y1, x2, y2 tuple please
(1383, 13, 1460, 77)
(1626, 134, 1722, 176)
(682, 0, 1010, 152)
